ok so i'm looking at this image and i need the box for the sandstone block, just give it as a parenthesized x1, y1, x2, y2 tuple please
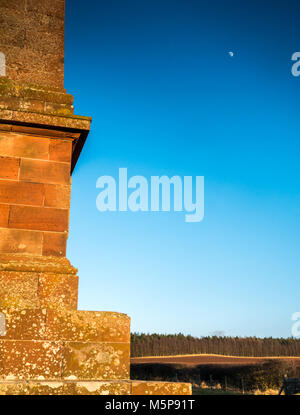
(0, 264, 77, 310)
(45, 310, 130, 343)
(44, 184, 71, 209)
(0, 309, 46, 340)
(0, 156, 19, 179)
(42, 232, 67, 256)
(0, 180, 44, 206)
(0, 254, 77, 274)
(49, 139, 72, 163)
(0, 271, 39, 309)
(0, 132, 49, 159)
(0, 309, 130, 342)
(0, 380, 192, 395)
(0, 203, 9, 227)
(20, 158, 70, 185)
(0, 380, 131, 395)
(62, 342, 130, 380)
(0, 228, 43, 255)
(9, 205, 69, 232)
(0, 381, 74, 395)
(44, 102, 74, 117)
(0, 97, 46, 113)
(0, 340, 63, 380)
(38, 273, 78, 310)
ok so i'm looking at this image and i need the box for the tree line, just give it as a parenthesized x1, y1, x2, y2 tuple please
(131, 333, 300, 357)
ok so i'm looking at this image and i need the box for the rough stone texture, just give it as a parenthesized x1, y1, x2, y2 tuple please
(0, 255, 78, 310)
(0, 340, 63, 380)
(0, 254, 77, 273)
(0, 309, 131, 382)
(0, 107, 91, 130)
(0, 0, 65, 88)
(0, 380, 191, 395)
(1, 309, 130, 342)
(0, 340, 129, 381)
(1, 309, 47, 340)
(0, 271, 39, 309)
(0, 380, 131, 395)
(62, 342, 130, 380)
(0, 270, 78, 310)
(0, 304, 191, 394)
(45, 310, 130, 343)
(38, 273, 78, 310)
(0, 78, 73, 108)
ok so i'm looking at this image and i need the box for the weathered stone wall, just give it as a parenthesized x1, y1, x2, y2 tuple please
(0, 0, 65, 88)
(0, 309, 130, 381)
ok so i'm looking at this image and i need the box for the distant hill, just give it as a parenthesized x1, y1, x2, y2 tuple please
(131, 354, 300, 365)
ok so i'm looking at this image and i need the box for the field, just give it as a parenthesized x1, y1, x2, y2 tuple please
(131, 354, 300, 394)
(131, 353, 300, 366)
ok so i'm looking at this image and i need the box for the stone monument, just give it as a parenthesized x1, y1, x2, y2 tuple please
(0, 0, 191, 395)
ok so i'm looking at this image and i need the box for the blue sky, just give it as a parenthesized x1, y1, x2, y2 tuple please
(65, 0, 300, 338)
